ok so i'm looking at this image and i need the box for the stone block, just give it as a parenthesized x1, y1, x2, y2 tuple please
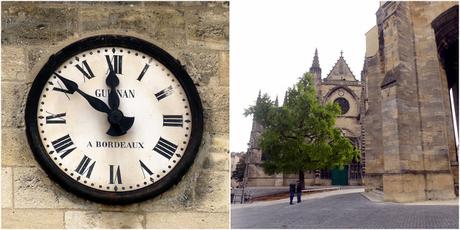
(202, 151, 228, 172)
(1, 82, 29, 128)
(1, 3, 78, 45)
(14, 166, 91, 209)
(179, 49, 219, 86)
(219, 51, 229, 86)
(383, 174, 403, 195)
(2, 208, 64, 228)
(198, 85, 229, 135)
(195, 170, 228, 212)
(27, 46, 52, 76)
(402, 174, 425, 193)
(185, 7, 229, 50)
(2, 167, 13, 208)
(65, 211, 144, 229)
(79, 6, 187, 50)
(1, 46, 27, 82)
(1, 128, 36, 166)
(145, 212, 228, 229)
(139, 165, 199, 212)
(13, 167, 140, 211)
(209, 134, 229, 153)
(426, 173, 456, 200)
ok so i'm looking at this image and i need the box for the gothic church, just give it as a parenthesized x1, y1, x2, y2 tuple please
(245, 50, 365, 186)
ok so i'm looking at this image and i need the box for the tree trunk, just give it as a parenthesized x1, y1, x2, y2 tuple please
(298, 170, 305, 190)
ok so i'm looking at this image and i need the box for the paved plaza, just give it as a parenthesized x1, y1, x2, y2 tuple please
(231, 190, 459, 229)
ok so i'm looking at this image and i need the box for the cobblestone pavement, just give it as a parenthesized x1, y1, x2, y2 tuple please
(231, 192, 459, 229)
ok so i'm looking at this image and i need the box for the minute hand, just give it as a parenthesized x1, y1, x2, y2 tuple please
(55, 73, 111, 114)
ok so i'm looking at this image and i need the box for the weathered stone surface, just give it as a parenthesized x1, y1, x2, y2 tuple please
(1, 3, 79, 45)
(364, 1, 458, 201)
(185, 7, 229, 50)
(1, 82, 29, 128)
(145, 212, 228, 229)
(1, 46, 27, 82)
(199, 85, 229, 134)
(2, 167, 13, 208)
(65, 211, 144, 229)
(27, 46, 51, 76)
(2, 208, 65, 228)
(195, 171, 228, 212)
(79, 7, 187, 50)
(202, 151, 229, 172)
(210, 134, 229, 153)
(219, 51, 229, 86)
(1, 128, 36, 166)
(14, 166, 92, 209)
(180, 49, 219, 86)
(13, 167, 140, 211)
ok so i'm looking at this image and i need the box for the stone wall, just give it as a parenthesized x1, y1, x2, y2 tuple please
(1, 1, 229, 228)
(363, 1, 457, 202)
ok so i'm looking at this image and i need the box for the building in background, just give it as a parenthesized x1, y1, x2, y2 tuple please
(362, 1, 458, 202)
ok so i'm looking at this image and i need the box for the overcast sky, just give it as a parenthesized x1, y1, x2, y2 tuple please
(230, 0, 380, 152)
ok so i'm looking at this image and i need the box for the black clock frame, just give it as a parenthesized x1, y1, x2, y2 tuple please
(25, 35, 204, 204)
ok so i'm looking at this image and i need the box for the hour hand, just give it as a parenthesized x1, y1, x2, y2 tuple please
(105, 69, 120, 110)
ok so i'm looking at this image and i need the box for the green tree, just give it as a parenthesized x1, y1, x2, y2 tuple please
(245, 73, 359, 188)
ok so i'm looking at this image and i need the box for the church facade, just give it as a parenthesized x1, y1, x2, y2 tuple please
(245, 50, 365, 187)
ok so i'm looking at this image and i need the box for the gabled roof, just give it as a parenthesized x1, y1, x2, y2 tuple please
(325, 52, 357, 81)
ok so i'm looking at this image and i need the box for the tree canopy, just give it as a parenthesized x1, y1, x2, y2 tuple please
(244, 73, 359, 177)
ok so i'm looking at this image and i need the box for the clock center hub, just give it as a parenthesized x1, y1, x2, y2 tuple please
(108, 110, 123, 123)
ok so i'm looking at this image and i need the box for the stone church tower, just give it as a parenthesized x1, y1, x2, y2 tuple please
(362, 2, 458, 202)
(245, 50, 364, 186)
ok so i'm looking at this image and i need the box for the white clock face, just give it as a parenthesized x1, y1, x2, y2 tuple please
(36, 47, 192, 192)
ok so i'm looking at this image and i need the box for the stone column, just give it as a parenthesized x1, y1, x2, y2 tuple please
(375, 2, 455, 202)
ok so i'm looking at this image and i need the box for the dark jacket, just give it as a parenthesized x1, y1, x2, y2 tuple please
(296, 183, 302, 193)
(289, 184, 296, 193)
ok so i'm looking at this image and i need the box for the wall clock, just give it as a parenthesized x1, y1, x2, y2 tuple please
(25, 35, 203, 204)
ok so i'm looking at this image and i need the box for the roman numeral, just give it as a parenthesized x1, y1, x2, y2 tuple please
(75, 60, 95, 80)
(139, 160, 154, 178)
(163, 115, 183, 127)
(51, 134, 76, 159)
(155, 86, 173, 101)
(137, 64, 150, 81)
(109, 165, 122, 184)
(105, 55, 123, 74)
(153, 137, 177, 160)
(75, 155, 96, 178)
(45, 112, 66, 124)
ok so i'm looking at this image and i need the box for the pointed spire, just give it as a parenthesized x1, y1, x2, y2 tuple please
(274, 95, 279, 107)
(311, 48, 320, 69)
(256, 90, 261, 104)
(340, 50, 343, 57)
(309, 48, 321, 75)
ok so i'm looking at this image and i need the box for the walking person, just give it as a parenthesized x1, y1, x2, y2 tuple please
(296, 180, 302, 203)
(289, 183, 296, 205)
